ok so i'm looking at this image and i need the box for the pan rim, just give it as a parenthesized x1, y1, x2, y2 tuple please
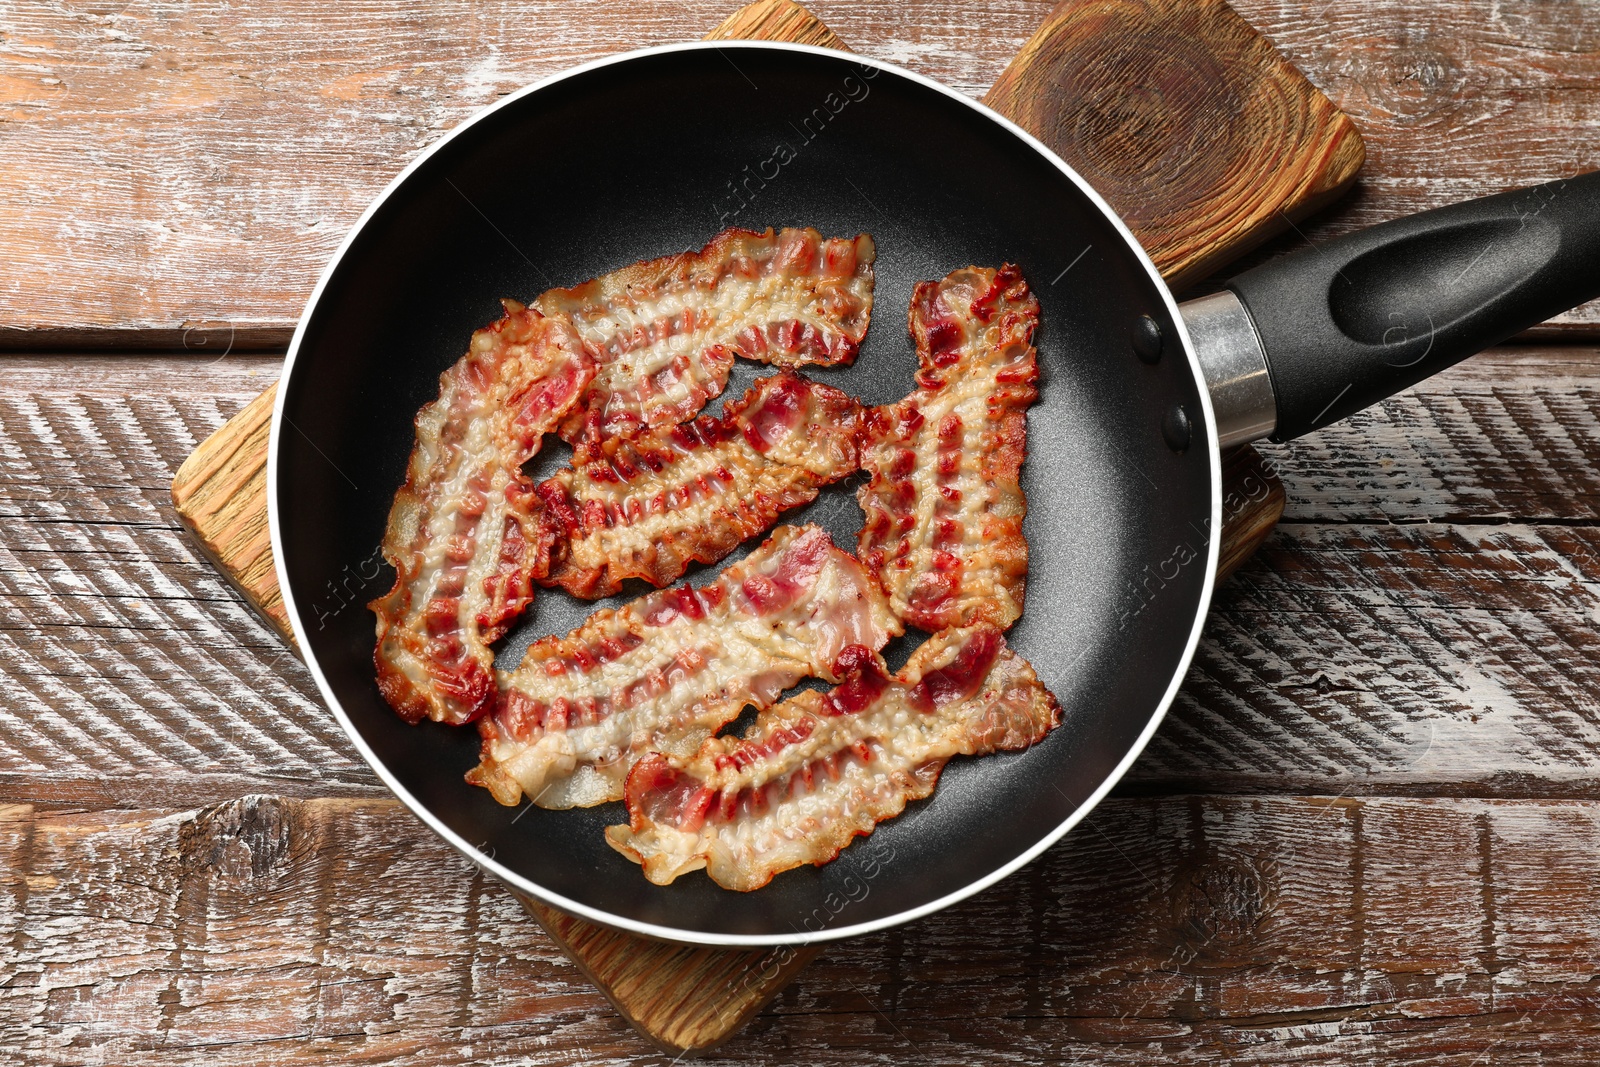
(267, 39, 1224, 946)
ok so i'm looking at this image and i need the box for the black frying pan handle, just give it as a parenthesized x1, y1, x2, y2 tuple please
(1225, 170, 1600, 442)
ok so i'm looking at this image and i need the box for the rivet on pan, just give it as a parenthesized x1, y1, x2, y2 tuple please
(1162, 404, 1192, 454)
(1132, 315, 1164, 364)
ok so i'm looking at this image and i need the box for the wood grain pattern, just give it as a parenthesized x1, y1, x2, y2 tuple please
(170, 383, 290, 643)
(525, 900, 822, 1054)
(983, 0, 1363, 291)
(0, 0, 1055, 348)
(1268, 347, 1600, 524)
(6, 0, 1597, 344)
(0, 356, 376, 813)
(1147, 519, 1600, 798)
(1127, 348, 1600, 798)
(707, 0, 847, 49)
(7, 793, 1600, 1064)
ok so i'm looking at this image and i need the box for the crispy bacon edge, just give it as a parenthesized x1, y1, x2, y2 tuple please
(856, 263, 1040, 633)
(370, 306, 593, 726)
(536, 370, 866, 599)
(370, 228, 877, 726)
(605, 624, 1060, 890)
(539, 227, 877, 443)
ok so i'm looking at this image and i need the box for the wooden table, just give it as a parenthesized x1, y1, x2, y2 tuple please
(5, 1, 1600, 1062)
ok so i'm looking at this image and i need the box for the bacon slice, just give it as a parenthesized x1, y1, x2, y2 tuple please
(467, 524, 903, 809)
(606, 624, 1059, 891)
(856, 264, 1040, 633)
(536, 227, 876, 442)
(371, 305, 594, 726)
(536, 371, 866, 599)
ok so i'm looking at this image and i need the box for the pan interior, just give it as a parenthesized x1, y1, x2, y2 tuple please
(274, 46, 1214, 941)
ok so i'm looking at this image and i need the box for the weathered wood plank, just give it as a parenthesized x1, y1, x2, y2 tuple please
(1198, 0, 1600, 332)
(0, 0, 1054, 347)
(1230, 0, 1600, 184)
(3, 0, 1598, 344)
(1068, 341, 1600, 823)
(8, 354, 1600, 803)
(0, 356, 366, 805)
(1127, 346, 1600, 796)
(1140, 520, 1600, 796)
(1265, 347, 1600, 524)
(5, 794, 1600, 1064)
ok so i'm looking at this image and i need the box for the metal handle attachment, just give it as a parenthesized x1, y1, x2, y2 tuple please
(1178, 290, 1276, 448)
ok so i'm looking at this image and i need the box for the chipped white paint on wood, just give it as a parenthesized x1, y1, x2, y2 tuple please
(6, 353, 1600, 801)
(4, 794, 1600, 1063)
(0, 0, 1053, 345)
(1147, 520, 1600, 793)
(0, 356, 371, 806)
(1125, 346, 1600, 794)
(2, 0, 1597, 343)
(1264, 348, 1600, 524)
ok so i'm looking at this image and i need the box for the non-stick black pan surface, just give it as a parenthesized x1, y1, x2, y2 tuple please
(271, 43, 1220, 944)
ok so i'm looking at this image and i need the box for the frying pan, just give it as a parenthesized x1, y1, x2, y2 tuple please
(269, 42, 1600, 945)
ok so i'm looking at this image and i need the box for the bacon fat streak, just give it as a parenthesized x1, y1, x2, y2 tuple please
(371, 306, 593, 726)
(537, 371, 866, 599)
(538, 227, 876, 443)
(372, 228, 875, 725)
(857, 264, 1040, 633)
(468, 524, 903, 809)
(606, 624, 1059, 891)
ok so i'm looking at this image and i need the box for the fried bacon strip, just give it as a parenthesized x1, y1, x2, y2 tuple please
(606, 624, 1059, 891)
(468, 524, 903, 809)
(537, 227, 876, 443)
(856, 264, 1040, 632)
(371, 306, 594, 726)
(372, 228, 875, 725)
(536, 371, 866, 599)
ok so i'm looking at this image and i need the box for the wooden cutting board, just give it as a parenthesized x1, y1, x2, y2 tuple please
(170, 0, 1359, 1053)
